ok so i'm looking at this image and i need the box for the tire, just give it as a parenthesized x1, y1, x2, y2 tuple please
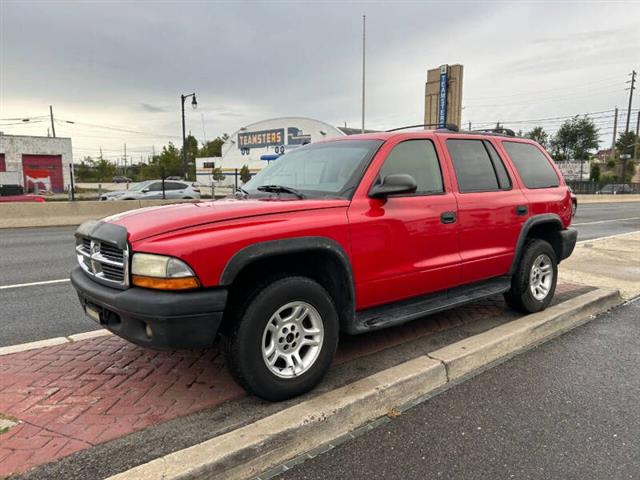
(221, 276, 339, 401)
(504, 239, 558, 313)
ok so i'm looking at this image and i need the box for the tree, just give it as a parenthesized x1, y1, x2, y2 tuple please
(551, 116, 600, 162)
(198, 135, 229, 158)
(525, 126, 550, 149)
(94, 157, 116, 182)
(615, 131, 638, 157)
(140, 142, 182, 179)
(590, 162, 601, 182)
(239, 164, 252, 184)
(211, 167, 225, 182)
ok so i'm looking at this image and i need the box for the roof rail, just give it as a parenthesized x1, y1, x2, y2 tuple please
(469, 127, 516, 137)
(386, 123, 459, 132)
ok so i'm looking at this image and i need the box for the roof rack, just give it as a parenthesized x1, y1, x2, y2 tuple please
(386, 123, 459, 132)
(469, 127, 516, 137)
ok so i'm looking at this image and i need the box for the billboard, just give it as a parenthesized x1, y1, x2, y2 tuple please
(237, 128, 284, 149)
(425, 64, 464, 130)
(438, 65, 448, 128)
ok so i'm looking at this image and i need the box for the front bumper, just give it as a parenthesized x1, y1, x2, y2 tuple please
(559, 227, 578, 261)
(70, 266, 227, 349)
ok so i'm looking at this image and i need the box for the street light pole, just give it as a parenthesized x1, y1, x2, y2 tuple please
(180, 92, 197, 180)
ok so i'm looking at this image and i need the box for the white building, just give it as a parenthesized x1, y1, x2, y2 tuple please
(196, 117, 347, 188)
(0, 134, 73, 193)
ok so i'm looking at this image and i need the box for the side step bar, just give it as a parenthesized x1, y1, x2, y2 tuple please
(350, 276, 511, 334)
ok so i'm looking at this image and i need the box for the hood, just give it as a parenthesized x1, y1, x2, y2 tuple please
(104, 198, 349, 242)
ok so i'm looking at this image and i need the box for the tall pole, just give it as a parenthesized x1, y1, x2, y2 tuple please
(181, 94, 187, 179)
(123, 144, 127, 176)
(49, 105, 56, 138)
(361, 14, 366, 134)
(611, 107, 618, 158)
(625, 70, 636, 133)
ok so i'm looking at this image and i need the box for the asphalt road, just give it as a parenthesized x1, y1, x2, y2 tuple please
(278, 298, 640, 480)
(0, 201, 639, 347)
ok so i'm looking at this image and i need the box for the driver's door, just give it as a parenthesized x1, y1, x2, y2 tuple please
(347, 137, 461, 310)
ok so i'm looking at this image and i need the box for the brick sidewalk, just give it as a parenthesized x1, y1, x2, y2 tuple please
(0, 283, 584, 477)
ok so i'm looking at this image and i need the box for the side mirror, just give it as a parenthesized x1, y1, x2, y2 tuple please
(369, 174, 417, 198)
(141, 189, 149, 193)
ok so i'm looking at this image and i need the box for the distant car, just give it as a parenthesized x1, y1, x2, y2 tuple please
(596, 184, 634, 195)
(0, 194, 46, 203)
(112, 176, 132, 183)
(99, 180, 200, 201)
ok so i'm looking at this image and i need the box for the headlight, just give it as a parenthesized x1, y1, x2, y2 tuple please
(131, 253, 200, 290)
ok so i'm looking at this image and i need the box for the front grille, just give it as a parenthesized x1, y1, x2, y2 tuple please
(76, 236, 129, 289)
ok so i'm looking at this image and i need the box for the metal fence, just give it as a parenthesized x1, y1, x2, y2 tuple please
(566, 181, 640, 195)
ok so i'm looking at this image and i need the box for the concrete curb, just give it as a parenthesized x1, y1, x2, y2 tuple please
(105, 287, 621, 480)
(0, 330, 111, 357)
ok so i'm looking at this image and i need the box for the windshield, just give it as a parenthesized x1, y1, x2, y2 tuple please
(243, 140, 382, 198)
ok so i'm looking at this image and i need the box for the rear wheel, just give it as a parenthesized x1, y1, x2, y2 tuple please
(222, 276, 339, 401)
(505, 239, 557, 313)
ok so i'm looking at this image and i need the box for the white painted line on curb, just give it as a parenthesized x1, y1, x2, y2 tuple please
(0, 330, 111, 356)
(573, 216, 640, 226)
(576, 229, 640, 245)
(0, 278, 70, 290)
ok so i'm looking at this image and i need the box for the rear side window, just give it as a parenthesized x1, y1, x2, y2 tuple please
(503, 142, 559, 189)
(165, 182, 187, 190)
(447, 139, 503, 192)
(378, 140, 444, 195)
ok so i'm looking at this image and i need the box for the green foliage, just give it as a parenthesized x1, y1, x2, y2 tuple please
(74, 156, 116, 182)
(615, 131, 638, 157)
(606, 159, 616, 169)
(525, 126, 550, 149)
(600, 172, 617, 183)
(551, 116, 600, 161)
(139, 143, 182, 180)
(239, 164, 252, 184)
(198, 136, 228, 158)
(211, 167, 225, 182)
(589, 162, 601, 182)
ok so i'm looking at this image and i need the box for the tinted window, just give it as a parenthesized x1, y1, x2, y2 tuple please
(378, 140, 443, 195)
(484, 141, 511, 190)
(447, 139, 499, 192)
(148, 182, 163, 191)
(165, 182, 187, 191)
(503, 142, 559, 189)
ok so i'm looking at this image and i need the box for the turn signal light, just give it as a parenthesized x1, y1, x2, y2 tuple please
(132, 275, 200, 291)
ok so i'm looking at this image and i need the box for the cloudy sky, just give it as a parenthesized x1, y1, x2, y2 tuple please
(0, 0, 638, 163)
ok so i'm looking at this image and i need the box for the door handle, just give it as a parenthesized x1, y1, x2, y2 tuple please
(440, 212, 456, 224)
(515, 205, 528, 216)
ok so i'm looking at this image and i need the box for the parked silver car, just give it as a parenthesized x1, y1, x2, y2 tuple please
(99, 180, 200, 201)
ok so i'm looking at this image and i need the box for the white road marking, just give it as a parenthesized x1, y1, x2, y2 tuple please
(576, 230, 640, 245)
(573, 216, 640, 226)
(0, 278, 70, 290)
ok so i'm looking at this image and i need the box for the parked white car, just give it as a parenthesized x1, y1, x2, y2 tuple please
(99, 180, 200, 201)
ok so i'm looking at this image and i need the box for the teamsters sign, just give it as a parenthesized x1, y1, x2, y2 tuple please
(237, 128, 285, 149)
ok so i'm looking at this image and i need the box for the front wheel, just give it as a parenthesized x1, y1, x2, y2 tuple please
(222, 276, 339, 401)
(504, 239, 558, 313)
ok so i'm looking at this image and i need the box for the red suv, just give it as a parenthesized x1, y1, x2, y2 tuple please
(71, 128, 577, 401)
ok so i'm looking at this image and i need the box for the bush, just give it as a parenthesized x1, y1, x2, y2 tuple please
(239, 165, 252, 184)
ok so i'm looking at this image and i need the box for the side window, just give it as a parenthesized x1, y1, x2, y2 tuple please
(378, 140, 444, 195)
(502, 142, 559, 189)
(446, 139, 500, 193)
(148, 182, 163, 191)
(484, 141, 512, 190)
(165, 182, 186, 191)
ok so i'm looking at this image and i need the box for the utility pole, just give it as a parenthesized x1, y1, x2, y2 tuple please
(611, 107, 618, 159)
(468, 121, 472, 131)
(49, 105, 56, 138)
(123, 143, 127, 176)
(361, 14, 366, 134)
(625, 70, 636, 133)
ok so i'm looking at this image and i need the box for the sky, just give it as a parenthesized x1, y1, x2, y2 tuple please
(0, 0, 639, 163)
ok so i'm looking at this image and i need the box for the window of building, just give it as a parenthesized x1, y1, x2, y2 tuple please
(502, 142, 559, 189)
(378, 140, 444, 195)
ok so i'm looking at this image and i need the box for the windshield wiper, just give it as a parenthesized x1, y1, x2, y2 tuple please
(257, 184, 305, 199)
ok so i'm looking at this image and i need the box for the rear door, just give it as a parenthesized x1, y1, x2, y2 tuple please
(348, 136, 462, 310)
(440, 136, 529, 283)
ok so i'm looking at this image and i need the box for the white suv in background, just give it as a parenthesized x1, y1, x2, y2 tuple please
(99, 180, 200, 200)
